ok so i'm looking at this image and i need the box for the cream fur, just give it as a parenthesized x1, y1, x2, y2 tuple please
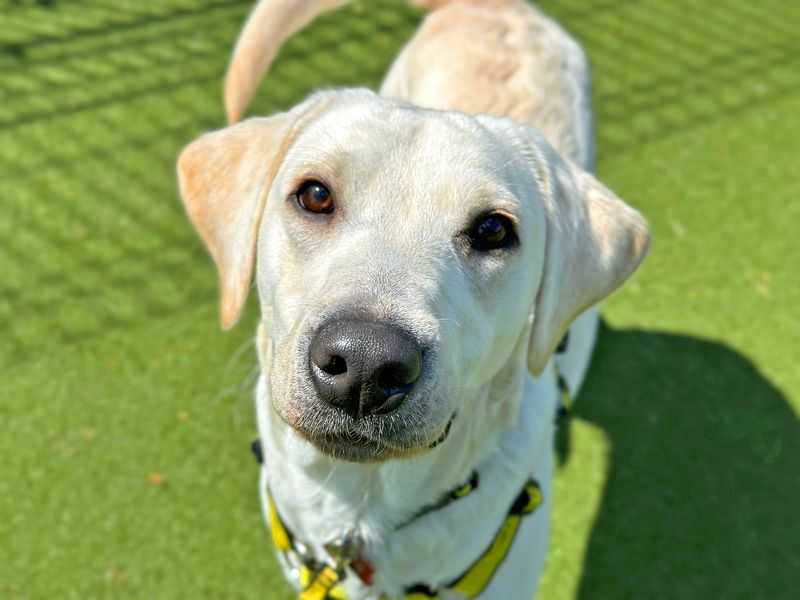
(177, 2, 651, 598)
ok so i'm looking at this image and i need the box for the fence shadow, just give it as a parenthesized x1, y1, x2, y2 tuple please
(571, 324, 799, 599)
(541, 0, 800, 156)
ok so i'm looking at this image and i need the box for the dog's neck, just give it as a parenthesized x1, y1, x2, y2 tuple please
(254, 322, 540, 561)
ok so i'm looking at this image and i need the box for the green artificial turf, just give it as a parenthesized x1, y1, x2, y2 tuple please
(1, 0, 798, 598)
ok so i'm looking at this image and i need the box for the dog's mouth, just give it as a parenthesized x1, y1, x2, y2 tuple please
(291, 413, 457, 463)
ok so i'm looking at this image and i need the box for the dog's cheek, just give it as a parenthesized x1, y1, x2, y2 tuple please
(255, 242, 305, 421)
(266, 332, 307, 423)
(437, 299, 494, 392)
(256, 219, 311, 345)
(457, 281, 533, 389)
(256, 321, 273, 372)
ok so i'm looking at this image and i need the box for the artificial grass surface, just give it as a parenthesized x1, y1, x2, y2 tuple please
(1, 0, 798, 598)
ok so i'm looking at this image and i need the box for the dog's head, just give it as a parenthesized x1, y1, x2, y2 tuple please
(177, 90, 648, 462)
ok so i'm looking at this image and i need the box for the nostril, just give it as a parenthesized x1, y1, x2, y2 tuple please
(376, 349, 422, 396)
(320, 354, 347, 377)
(377, 365, 416, 396)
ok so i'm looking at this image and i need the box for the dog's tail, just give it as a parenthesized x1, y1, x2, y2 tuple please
(224, 0, 468, 124)
(224, 0, 350, 124)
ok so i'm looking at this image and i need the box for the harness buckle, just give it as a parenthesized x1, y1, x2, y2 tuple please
(324, 535, 361, 566)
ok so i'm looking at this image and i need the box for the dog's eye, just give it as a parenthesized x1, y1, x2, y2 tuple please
(295, 180, 334, 214)
(468, 212, 517, 252)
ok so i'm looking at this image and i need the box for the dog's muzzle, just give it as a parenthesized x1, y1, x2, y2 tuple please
(275, 315, 455, 462)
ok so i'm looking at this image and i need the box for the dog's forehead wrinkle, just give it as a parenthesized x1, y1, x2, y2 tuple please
(300, 96, 514, 177)
(286, 141, 348, 177)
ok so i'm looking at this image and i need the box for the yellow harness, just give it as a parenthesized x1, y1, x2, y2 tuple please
(265, 477, 543, 600)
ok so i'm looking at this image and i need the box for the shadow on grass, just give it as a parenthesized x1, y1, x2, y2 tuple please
(573, 324, 799, 599)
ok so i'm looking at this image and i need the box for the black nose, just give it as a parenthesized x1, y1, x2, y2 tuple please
(309, 319, 423, 419)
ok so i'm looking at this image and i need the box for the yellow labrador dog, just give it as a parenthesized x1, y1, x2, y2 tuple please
(178, 1, 649, 598)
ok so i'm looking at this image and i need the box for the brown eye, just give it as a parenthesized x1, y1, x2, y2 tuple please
(469, 212, 517, 252)
(295, 180, 334, 214)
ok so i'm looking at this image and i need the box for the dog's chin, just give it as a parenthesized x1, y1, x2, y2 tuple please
(301, 431, 411, 463)
(287, 415, 457, 464)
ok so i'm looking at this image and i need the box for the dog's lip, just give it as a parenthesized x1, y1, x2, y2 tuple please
(288, 412, 457, 462)
(427, 412, 456, 448)
(299, 429, 394, 463)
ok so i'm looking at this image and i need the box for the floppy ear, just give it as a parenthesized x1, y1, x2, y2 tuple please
(526, 145, 650, 374)
(176, 96, 327, 329)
